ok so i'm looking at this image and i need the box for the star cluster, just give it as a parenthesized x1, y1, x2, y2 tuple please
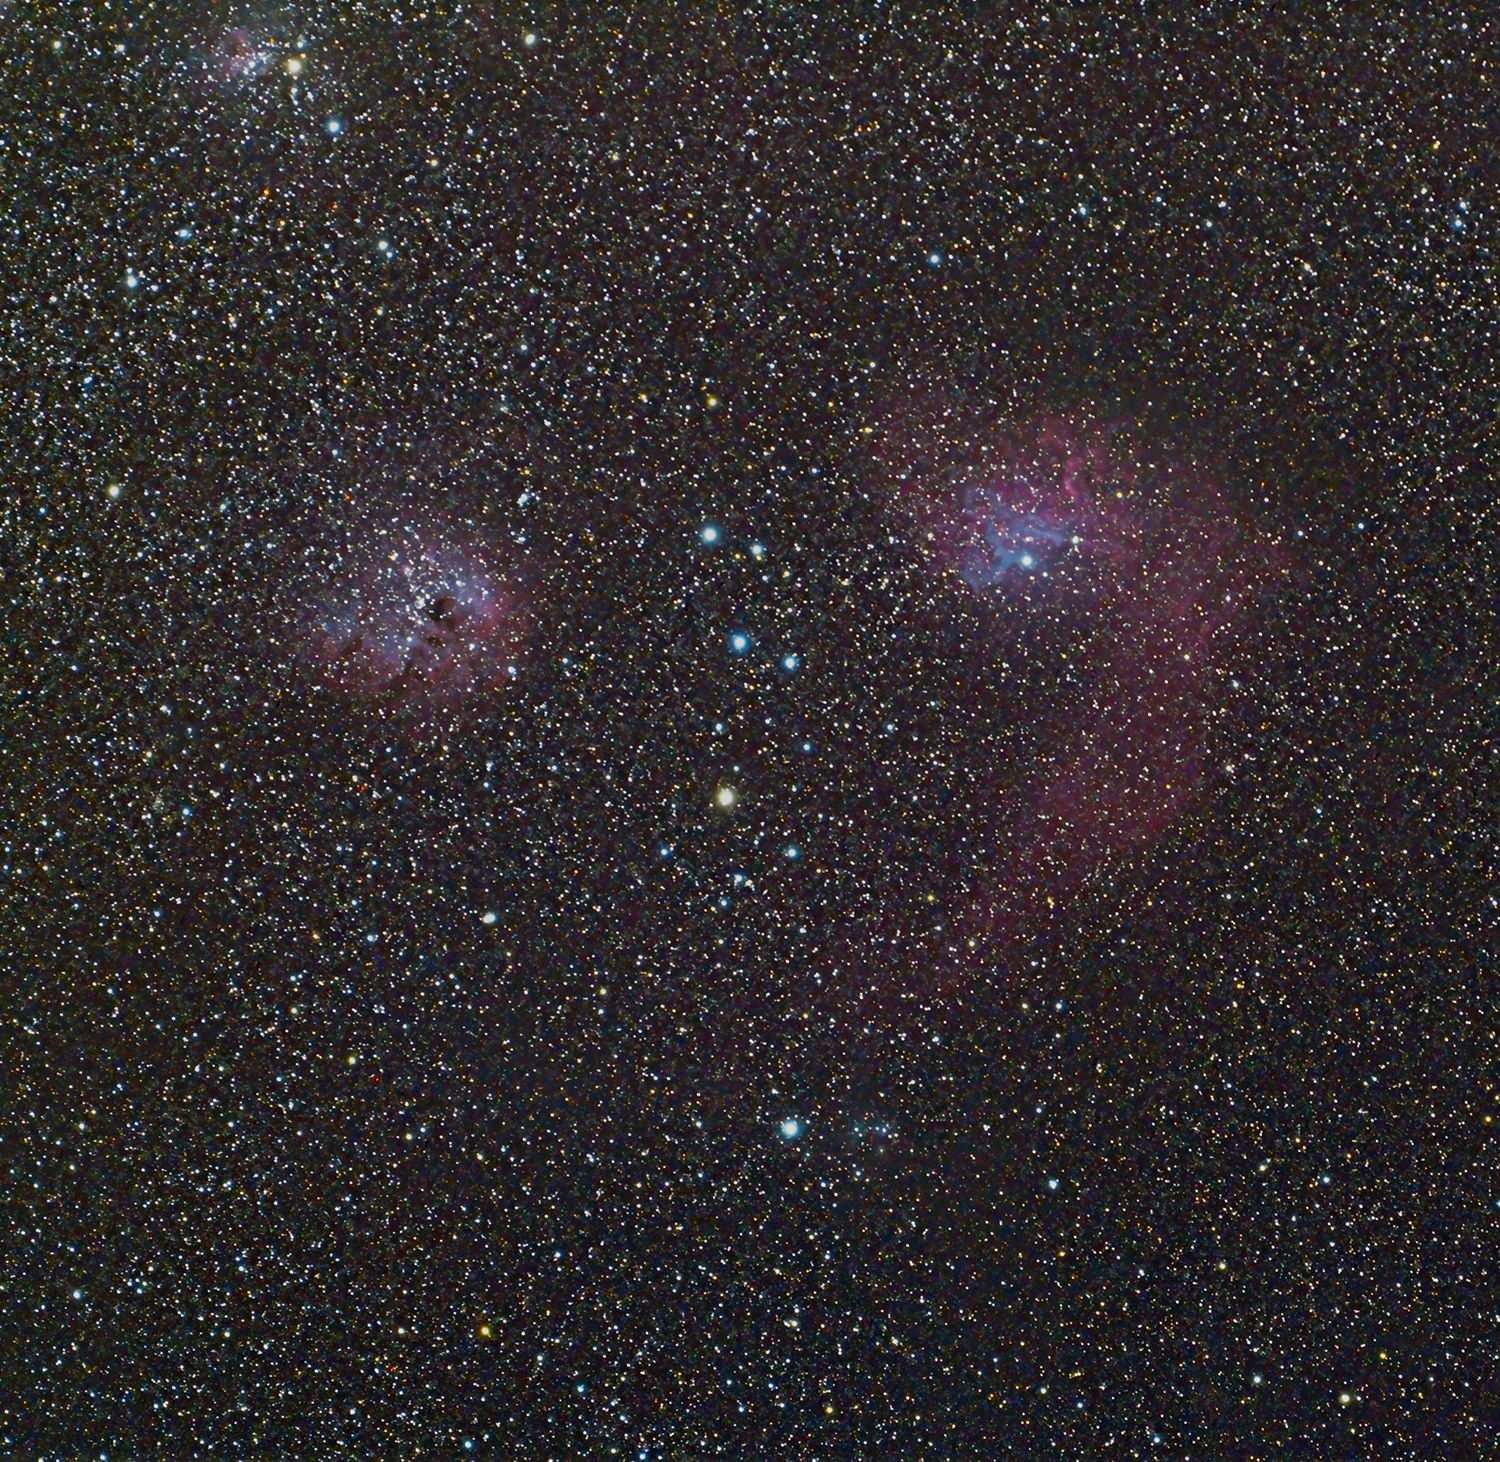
(287, 495, 530, 716)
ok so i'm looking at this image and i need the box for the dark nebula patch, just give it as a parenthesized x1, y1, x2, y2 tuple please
(290, 508, 531, 718)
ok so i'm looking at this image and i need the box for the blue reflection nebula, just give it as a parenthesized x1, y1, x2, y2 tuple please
(958, 491, 1075, 588)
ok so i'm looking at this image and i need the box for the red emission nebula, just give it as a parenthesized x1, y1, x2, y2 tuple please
(287, 506, 532, 723)
(877, 412, 1287, 950)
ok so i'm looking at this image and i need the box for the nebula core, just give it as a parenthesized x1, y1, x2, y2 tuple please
(183, 20, 288, 94)
(290, 510, 530, 718)
(958, 500, 1076, 587)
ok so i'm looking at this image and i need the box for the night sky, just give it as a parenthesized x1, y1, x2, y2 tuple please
(5, 4, 1498, 1458)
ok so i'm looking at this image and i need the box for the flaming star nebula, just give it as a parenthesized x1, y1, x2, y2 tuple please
(213, 27, 280, 85)
(888, 417, 1282, 949)
(921, 425, 1145, 602)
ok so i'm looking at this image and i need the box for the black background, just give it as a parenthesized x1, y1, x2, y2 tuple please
(3, 3, 1496, 1457)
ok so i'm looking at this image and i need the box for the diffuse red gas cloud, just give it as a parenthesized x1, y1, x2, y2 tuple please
(290, 507, 533, 721)
(878, 413, 1285, 950)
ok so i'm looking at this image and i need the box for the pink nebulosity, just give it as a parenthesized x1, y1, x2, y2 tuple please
(189, 23, 285, 91)
(217, 26, 278, 83)
(882, 415, 1283, 951)
(293, 512, 531, 718)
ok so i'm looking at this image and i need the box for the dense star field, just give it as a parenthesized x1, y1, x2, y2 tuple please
(3, 4, 1497, 1458)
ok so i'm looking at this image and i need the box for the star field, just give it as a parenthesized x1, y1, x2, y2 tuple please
(3, 3, 1498, 1458)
